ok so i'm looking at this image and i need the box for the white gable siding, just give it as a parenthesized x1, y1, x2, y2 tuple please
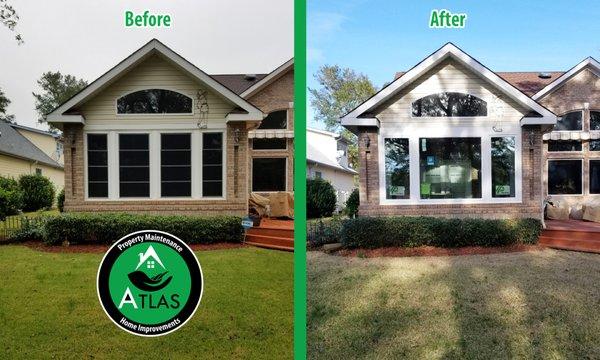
(376, 58, 529, 126)
(80, 54, 235, 129)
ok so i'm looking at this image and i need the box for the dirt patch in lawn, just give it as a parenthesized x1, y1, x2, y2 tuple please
(336, 244, 543, 258)
(19, 241, 247, 253)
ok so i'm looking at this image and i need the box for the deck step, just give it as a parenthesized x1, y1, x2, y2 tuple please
(247, 227, 293, 239)
(539, 235, 600, 254)
(245, 233, 294, 251)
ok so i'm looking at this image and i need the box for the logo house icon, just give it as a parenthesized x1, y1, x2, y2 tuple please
(136, 245, 166, 270)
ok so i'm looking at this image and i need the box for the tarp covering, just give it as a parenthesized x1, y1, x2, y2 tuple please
(248, 192, 294, 219)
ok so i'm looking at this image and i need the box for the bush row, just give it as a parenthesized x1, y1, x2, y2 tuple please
(24, 213, 244, 245)
(0, 175, 57, 219)
(340, 216, 542, 248)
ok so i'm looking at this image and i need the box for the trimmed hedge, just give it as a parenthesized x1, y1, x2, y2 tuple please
(0, 176, 22, 220)
(19, 174, 55, 212)
(307, 178, 337, 218)
(44, 213, 243, 245)
(341, 216, 542, 249)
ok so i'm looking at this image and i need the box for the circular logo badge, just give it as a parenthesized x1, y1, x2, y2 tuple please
(97, 230, 203, 336)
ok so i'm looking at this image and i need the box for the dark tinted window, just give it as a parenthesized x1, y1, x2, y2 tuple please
(590, 160, 600, 194)
(258, 110, 287, 129)
(412, 92, 487, 117)
(591, 111, 600, 130)
(117, 89, 192, 114)
(119, 134, 149, 197)
(555, 111, 582, 131)
(87, 134, 108, 198)
(548, 160, 582, 195)
(203, 133, 223, 197)
(548, 140, 582, 152)
(253, 138, 287, 150)
(253, 158, 286, 192)
(161, 134, 191, 197)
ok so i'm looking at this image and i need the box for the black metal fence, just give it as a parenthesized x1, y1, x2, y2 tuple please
(307, 218, 344, 248)
(0, 215, 46, 242)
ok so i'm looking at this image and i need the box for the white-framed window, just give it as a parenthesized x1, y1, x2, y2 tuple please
(412, 92, 487, 117)
(547, 159, 583, 195)
(379, 125, 522, 205)
(252, 157, 287, 192)
(84, 129, 226, 200)
(116, 89, 193, 114)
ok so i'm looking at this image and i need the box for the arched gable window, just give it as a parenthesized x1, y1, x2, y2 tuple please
(411, 92, 487, 117)
(117, 89, 192, 114)
(258, 110, 287, 129)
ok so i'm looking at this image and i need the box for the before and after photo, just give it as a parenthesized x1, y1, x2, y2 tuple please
(1, 1, 599, 359)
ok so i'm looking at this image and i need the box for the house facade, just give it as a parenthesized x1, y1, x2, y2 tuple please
(47, 39, 293, 216)
(342, 43, 557, 219)
(0, 121, 64, 189)
(306, 127, 357, 210)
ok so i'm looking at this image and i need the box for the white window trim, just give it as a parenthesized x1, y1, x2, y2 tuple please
(251, 156, 288, 193)
(547, 159, 584, 196)
(114, 87, 195, 116)
(378, 124, 522, 205)
(84, 129, 227, 201)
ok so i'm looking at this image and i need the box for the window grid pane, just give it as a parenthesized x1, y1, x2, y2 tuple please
(119, 134, 149, 197)
(161, 134, 191, 197)
(202, 133, 223, 197)
(87, 134, 108, 198)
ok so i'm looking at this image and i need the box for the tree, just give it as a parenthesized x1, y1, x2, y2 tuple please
(309, 65, 377, 168)
(0, 87, 15, 123)
(32, 71, 88, 126)
(1, 0, 23, 44)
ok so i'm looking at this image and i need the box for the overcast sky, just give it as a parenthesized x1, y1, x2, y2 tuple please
(0, 0, 293, 129)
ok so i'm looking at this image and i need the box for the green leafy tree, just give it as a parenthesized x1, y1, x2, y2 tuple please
(1, 0, 23, 44)
(0, 87, 14, 123)
(309, 65, 377, 168)
(32, 71, 88, 127)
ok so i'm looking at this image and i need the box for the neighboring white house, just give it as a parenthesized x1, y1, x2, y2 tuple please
(307, 127, 357, 210)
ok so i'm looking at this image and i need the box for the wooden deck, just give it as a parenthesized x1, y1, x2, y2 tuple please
(540, 220, 600, 253)
(245, 218, 294, 252)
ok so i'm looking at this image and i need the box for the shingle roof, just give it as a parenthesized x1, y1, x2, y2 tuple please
(0, 121, 63, 169)
(211, 74, 268, 95)
(394, 71, 565, 97)
(307, 141, 357, 175)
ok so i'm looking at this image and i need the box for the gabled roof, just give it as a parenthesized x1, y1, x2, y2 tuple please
(47, 39, 264, 125)
(307, 127, 357, 175)
(240, 58, 294, 98)
(395, 71, 565, 97)
(342, 43, 557, 133)
(10, 123, 60, 138)
(211, 74, 268, 95)
(533, 57, 600, 100)
(0, 121, 63, 169)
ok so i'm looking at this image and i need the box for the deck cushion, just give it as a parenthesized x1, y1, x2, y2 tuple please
(547, 204, 570, 220)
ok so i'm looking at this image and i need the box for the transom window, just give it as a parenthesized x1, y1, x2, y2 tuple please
(548, 160, 582, 195)
(412, 92, 487, 117)
(419, 138, 482, 199)
(548, 140, 582, 152)
(252, 138, 287, 150)
(117, 89, 192, 114)
(258, 110, 287, 129)
(591, 111, 600, 131)
(555, 111, 583, 131)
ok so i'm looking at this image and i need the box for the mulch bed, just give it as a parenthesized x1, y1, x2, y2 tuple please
(19, 241, 247, 254)
(336, 244, 543, 258)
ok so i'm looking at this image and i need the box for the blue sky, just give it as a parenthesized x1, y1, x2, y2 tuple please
(308, 0, 600, 129)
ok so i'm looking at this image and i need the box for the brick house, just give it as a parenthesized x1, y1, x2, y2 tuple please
(342, 43, 557, 219)
(47, 39, 293, 216)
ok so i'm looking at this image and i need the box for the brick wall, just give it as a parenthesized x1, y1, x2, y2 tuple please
(357, 126, 545, 219)
(62, 122, 250, 216)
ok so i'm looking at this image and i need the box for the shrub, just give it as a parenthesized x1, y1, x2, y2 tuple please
(57, 189, 65, 212)
(341, 216, 542, 249)
(307, 178, 337, 218)
(8, 217, 48, 243)
(344, 189, 359, 217)
(0, 176, 22, 220)
(307, 217, 344, 248)
(44, 213, 243, 245)
(18, 174, 55, 212)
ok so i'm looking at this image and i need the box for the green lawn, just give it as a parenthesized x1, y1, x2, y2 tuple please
(308, 250, 600, 359)
(0, 245, 293, 359)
